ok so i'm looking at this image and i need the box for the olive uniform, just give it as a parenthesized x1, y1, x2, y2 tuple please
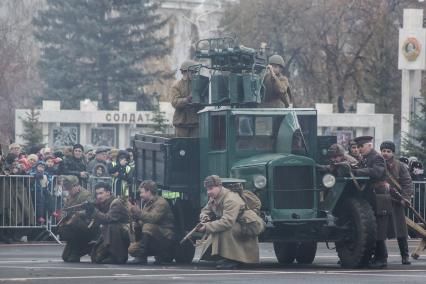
(170, 60, 202, 137)
(90, 196, 130, 264)
(259, 55, 291, 108)
(128, 195, 175, 263)
(59, 176, 95, 263)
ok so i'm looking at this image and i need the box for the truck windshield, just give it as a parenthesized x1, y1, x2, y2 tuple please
(236, 116, 275, 151)
(236, 114, 312, 155)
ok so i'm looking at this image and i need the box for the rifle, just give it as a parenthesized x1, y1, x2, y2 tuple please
(180, 222, 204, 245)
(389, 187, 426, 228)
(63, 201, 91, 211)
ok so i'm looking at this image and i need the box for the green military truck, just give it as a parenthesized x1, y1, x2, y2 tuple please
(133, 38, 376, 268)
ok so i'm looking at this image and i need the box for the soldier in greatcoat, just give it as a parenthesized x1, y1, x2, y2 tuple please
(197, 175, 260, 269)
(259, 55, 291, 108)
(352, 136, 393, 268)
(127, 180, 175, 264)
(380, 141, 413, 265)
(87, 182, 130, 264)
(170, 60, 202, 137)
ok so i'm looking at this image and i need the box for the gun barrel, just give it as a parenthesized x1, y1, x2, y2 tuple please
(180, 223, 202, 244)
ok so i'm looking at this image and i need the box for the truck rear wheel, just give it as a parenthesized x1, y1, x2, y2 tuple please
(335, 198, 376, 268)
(174, 241, 196, 264)
(273, 242, 296, 264)
(295, 241, 317, 264)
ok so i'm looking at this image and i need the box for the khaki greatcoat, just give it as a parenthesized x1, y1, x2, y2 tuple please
(170, 78, 202, 130)
(199, 187, 260, 264)
(259, 72, 290, 108)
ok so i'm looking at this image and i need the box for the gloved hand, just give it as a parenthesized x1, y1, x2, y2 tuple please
(84, 202, 96, 217)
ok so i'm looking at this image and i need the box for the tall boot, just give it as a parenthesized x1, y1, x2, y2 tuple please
(369, 241, 387, 269)
(128, 234, 151, 265)
(397, 237, 411, 265)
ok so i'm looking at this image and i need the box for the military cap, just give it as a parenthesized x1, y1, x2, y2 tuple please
(204, 175, 222, 188)
(62, 175, 79, 190)
(380, 140, 395, 152)
(327, 143, 345, 157)
(268, 54, 285, 68)
(349, 140, 357, 147)
(353, 136, 373, 146)
(180, 60, 197, 72)
(95, 147, 108, 155)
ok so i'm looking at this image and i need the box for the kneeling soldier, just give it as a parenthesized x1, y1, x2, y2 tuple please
(59, 176, 95, 263)
(87, 182, 130, 264)
(128, 180, 175, 264)
(197, 175, 262, 269)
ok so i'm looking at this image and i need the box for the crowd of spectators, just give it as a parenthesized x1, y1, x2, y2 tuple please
(0, 142, 136, 225)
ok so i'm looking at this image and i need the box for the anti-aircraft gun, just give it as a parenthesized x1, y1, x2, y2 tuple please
(190, 37, 267, 106)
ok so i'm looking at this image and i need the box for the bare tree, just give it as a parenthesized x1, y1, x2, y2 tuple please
(0, 0, 43, 146)
(220, 0, 425, 130)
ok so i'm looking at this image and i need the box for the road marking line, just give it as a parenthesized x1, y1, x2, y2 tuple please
(1, 270, 426, 282)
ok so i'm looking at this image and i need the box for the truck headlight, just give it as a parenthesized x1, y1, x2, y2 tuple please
(322, 174, 336, 188)
(253, 175, 267, 189)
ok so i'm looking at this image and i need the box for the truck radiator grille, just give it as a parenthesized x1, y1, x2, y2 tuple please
(273, 166, 314, 209)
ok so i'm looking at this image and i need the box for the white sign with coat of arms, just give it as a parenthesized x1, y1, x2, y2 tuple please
(398, 29, 426, 70)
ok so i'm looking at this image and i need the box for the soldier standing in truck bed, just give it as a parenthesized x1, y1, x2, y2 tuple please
(259, 55, 291, 108)
(352, 136, 394, 269)
(170, 60, 202, 137)
(380, 141, 413, 265)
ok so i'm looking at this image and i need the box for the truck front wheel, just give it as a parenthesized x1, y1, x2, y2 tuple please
(273, 242, 296, 264)
(335, 198, 376, 268)
(296, 241, 317, 264)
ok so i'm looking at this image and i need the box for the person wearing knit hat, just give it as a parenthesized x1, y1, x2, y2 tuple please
(380, 140, 413, 265)
(197, 175, 260, 269)
(73, 144, 84, 152)
(61, 144, 88, 183)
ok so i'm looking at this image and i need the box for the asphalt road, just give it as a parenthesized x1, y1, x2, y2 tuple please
(0, 240, 425, 283)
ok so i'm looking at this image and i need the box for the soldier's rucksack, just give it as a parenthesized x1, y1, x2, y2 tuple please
(227, 183, 265, 237)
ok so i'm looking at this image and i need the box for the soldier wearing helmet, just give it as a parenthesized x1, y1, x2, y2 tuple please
(259, 54, 291, 108)
(169, 60, 202, 137)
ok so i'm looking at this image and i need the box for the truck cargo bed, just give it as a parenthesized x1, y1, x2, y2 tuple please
(133, 133, 200, 193)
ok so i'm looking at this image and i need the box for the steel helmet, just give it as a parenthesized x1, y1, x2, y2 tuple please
(268, 55, 285, 68)
(180, 60, 196, 71)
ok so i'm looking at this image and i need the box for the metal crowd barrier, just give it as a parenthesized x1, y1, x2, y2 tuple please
(408, 181, 426, 222)
(3, 174, 424, 244)
(0, 174, 115, 244)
